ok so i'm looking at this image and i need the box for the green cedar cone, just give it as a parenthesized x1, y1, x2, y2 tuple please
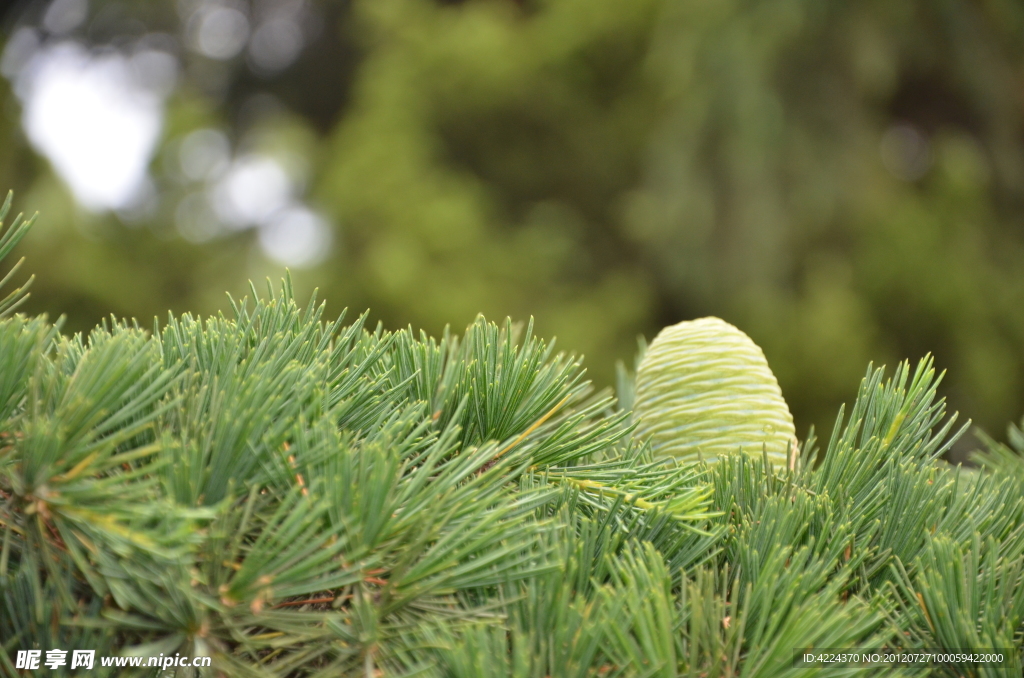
(634, 317, 796, 467)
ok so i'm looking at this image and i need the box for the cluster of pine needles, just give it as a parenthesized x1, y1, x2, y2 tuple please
(0, 194, 1023, 677)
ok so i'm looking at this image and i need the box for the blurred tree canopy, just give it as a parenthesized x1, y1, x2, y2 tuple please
(2, 0, 1024, 448)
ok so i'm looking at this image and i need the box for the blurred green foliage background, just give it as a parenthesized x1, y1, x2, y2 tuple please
(2, 0, 1024, 451)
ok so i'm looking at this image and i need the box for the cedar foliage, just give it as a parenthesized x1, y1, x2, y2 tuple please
(1, 198, 1023, 677)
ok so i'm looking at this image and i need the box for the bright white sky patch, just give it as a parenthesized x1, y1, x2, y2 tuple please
(2, 14, 333, 266)
(16, 42, 168, 212)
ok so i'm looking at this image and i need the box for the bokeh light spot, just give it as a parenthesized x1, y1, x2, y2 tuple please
(42, 0, 88, 36)
(880, 123, 932, 182)
(190, 4, 249, 60)
(178, 128, 230, 182)
(212, 154, 292, 228)
(248, 16, 304, 73)
(175, 191, 221, 242)
(257, 205, 332, 267)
